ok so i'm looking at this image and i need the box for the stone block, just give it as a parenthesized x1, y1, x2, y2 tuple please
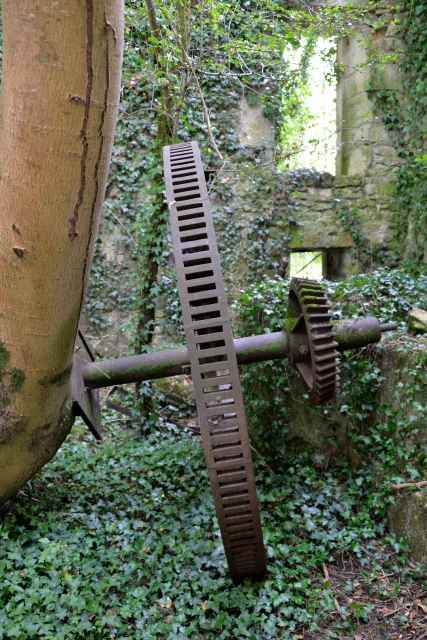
(340, 190, 364, 199)
(239, 95, 274, 148)
(352, 198, 373, 209)
(386, 23, 401, 37)
(340, 93, 373, 132)
(366, 166, 397, 178)
(312, 202, 332, 211)
(384, 36, 406, 54)
(374, 155, 402, 168)
(368, 65, 404, 92)
(345, 146, 373, 176)
(408, 309, 427, 334)
(307, 187, 333, 199)
(364, 181, 396, 197)
(333, 176, 362, 188)
(375, 145, 399, 159)
(287, 217, 354, 249)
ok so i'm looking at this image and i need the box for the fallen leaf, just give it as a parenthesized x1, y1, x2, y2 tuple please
(416, 598, 427, 613)
(160, 597, 173, 609)
(201, 601, 207, 611)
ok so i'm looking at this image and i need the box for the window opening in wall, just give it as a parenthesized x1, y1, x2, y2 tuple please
(281, 38, 336, 174)
(289, 252, 323, 279)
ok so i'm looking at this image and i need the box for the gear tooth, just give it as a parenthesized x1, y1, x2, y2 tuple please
(312, 332, 334, 341)
(310, 323, 332, 330)
(314, 352, 340, 363)
(317, 371, 340, 383)
(313, 341, 339, 352)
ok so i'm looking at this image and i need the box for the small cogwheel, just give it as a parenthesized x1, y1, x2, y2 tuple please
(287, 278, 340, 404)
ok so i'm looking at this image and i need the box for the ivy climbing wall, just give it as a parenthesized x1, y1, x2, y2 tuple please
(80, 0, 423, 358)
(233, 3, 406, 276)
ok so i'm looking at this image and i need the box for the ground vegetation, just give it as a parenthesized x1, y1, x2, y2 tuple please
(2, 269, 427, 638)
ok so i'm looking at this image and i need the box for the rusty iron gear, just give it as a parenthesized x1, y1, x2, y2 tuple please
(288, 277, 340, 405)
(163, 141, 266, 581)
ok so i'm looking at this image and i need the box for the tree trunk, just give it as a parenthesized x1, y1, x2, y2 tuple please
(0, 0, 124, 504)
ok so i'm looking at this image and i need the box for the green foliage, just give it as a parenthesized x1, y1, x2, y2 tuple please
(0, 418, 422, 638)
(233, 268, 427, 480)
(234, 275, 290, 336)
(328, 267, 427, 325)
(330, 270, 427, 485)
(234, 265, 427, 334)
(0, 340, 10, 371)
(232, 277, 292, 459)
(341, 349, 427, 486)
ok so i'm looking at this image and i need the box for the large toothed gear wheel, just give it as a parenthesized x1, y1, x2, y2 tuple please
(287, 278, 340, 405)
(163, 141, 266, 582)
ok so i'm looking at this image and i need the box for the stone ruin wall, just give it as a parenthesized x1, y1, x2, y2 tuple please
(82, 10, 406, 357)
(236, 14, 404, 280)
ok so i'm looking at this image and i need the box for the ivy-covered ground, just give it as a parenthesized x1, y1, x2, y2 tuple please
(0, 417, 427, 640)
(2, 268, 427, 639)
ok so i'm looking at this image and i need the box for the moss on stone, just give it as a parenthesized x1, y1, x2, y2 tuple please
(9, 368, 25, 393)
(0, 340, 10, 371)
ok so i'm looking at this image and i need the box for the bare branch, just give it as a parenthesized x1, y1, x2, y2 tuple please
(386, 480, 427, 490)
(321, 564, 347, 621)
(181, 46, 224, 160)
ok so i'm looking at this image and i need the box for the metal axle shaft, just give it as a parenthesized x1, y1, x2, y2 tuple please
(82, 331, 290, 389)
(82, 318, 397, 390)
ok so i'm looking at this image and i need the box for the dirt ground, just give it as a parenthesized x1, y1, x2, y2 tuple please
(305, 549, 427, 640)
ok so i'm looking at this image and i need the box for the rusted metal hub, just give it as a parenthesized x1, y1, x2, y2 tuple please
(72, 140, 398, 582)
